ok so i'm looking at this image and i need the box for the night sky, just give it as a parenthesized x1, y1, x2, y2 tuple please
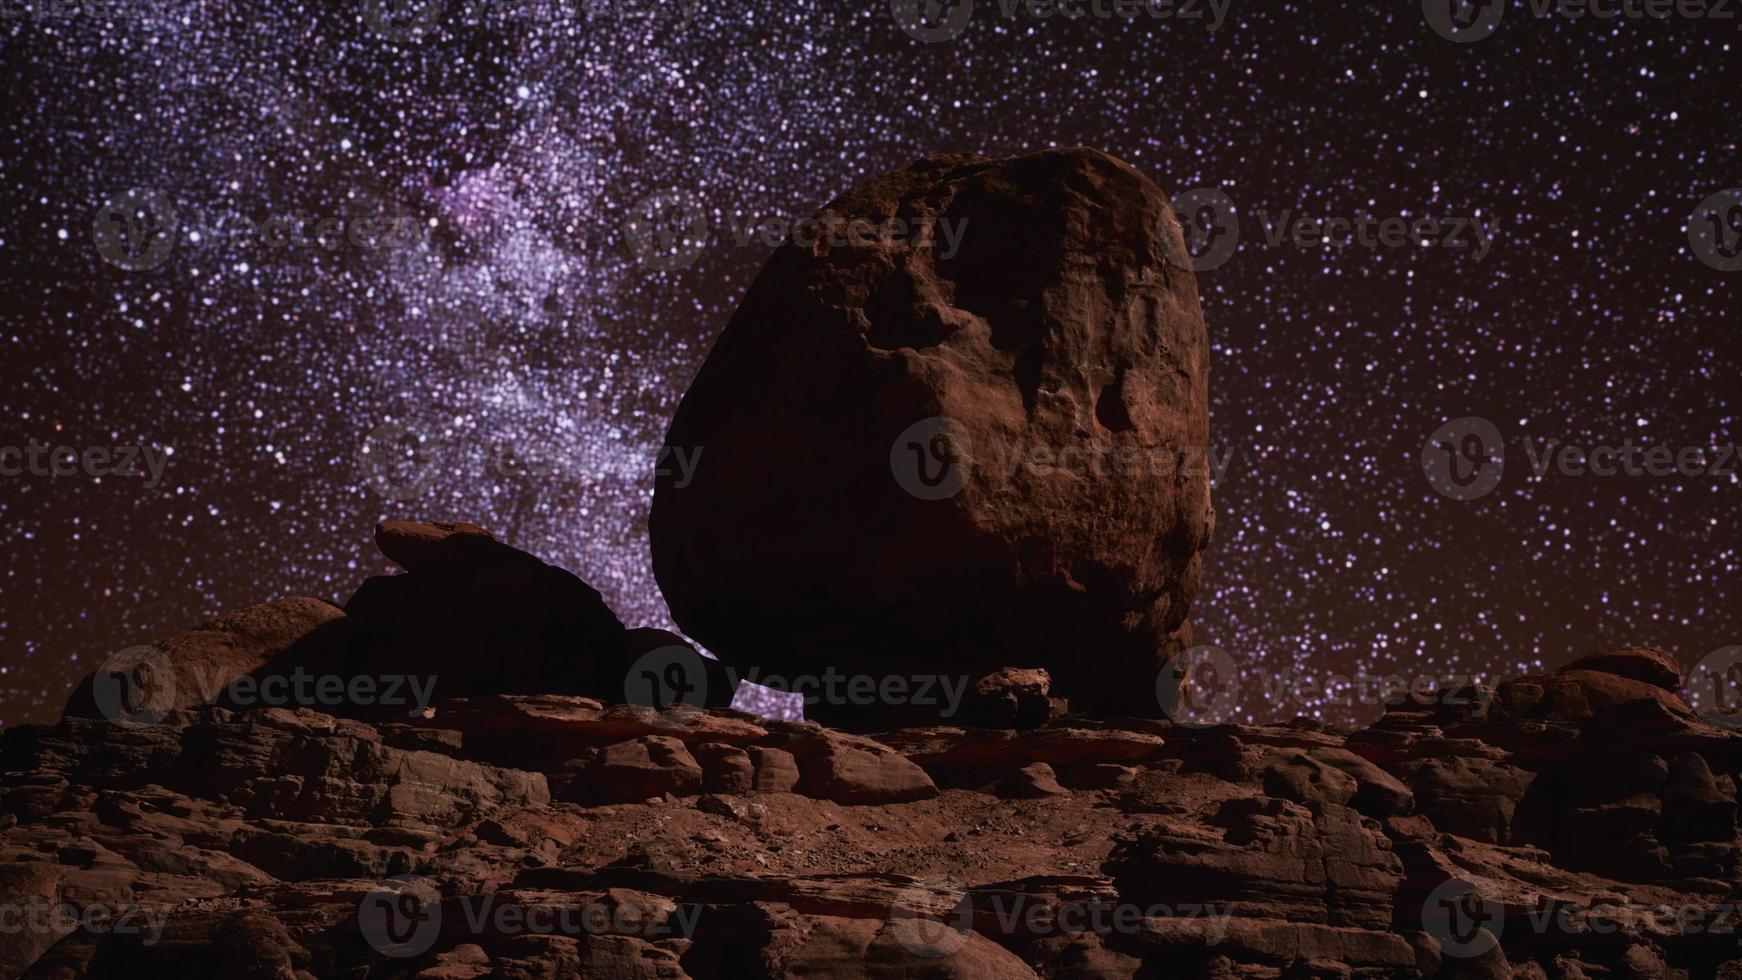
(1, 0, 1737, 729)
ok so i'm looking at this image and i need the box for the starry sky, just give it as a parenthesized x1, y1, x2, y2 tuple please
(0, 0, 1737, 728)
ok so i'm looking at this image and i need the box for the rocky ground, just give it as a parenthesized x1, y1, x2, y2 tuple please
(3, 522, 1741, 979)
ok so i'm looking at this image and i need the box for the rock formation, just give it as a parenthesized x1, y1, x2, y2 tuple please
(5, 525, 1741, 979)
(4, 154, 1729, 978)
(650, 147, 1214, 719)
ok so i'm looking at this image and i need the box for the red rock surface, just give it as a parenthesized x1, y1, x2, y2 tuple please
(648, 147, 1214, 718)
(9, 521, 1742, 978)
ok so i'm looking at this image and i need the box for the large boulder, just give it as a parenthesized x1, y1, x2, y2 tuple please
(651, 148, 1213, 716)
(63, 596, 350, 722)
(342, 521, 630, 710)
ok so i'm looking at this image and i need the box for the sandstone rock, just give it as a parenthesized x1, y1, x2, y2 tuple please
(650, 147, 1213, 716)
(1397, 757, 1534, 843)
(570, 737, 703, 804)
(1306, 747, 1414, 818)
(1559, 645, 1682, 692)
(764, 727, 937, 805)
(344, 521, 627, 708)
(63, 596, 350, 722)
(746, 747, 801, 793)
(1106, 798, 1403, 932)
(692, 743, 755, 794)
(997, 762, 1069, 799)
(374, 519, 522, 574)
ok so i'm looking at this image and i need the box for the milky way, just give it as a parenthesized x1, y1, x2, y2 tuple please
(1, 0, 1737, 727)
